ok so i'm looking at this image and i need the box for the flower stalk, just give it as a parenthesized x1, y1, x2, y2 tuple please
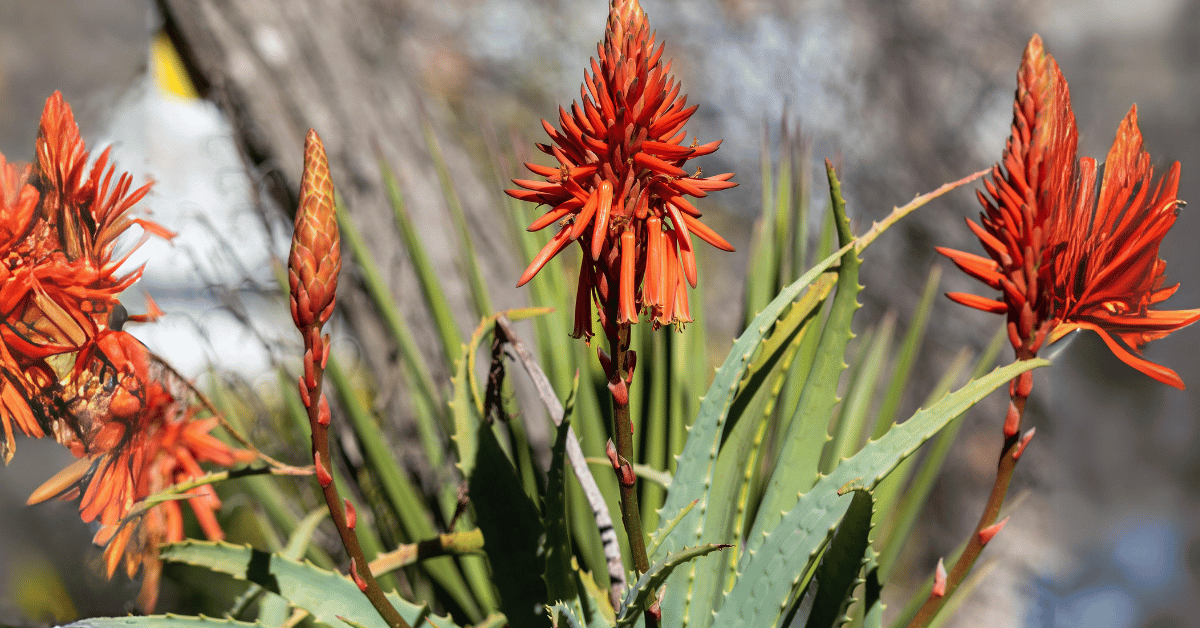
(921, 34, 1200, 627)
(906, 387, 1030, 628)
(606, 318, 650, 576)
(289, 129, 410, 628)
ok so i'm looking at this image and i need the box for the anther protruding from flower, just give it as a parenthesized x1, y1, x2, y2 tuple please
(939, 34, 1200, 389)
(978, 516, 1009, 545)
(507, 0, 736, 336)
(932, 558, 948, 598)
(289, 129, 341, 331)
(1012, 428, 1036, 461)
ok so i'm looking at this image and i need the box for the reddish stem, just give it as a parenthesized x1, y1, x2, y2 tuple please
(906, 388, 1029, 628)
(303, 327, 411, 628)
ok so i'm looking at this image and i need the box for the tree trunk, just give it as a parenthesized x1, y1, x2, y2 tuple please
(156, 0, 525, 471)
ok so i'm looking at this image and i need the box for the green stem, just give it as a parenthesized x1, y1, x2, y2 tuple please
(906, 391, 1026, 628)
(610, 321, 650, 576)
(304, 326, 412, 628)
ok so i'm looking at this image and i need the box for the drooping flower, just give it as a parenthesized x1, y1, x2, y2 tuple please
(0, 92, 247, 610)
(938, 35, 1200, 389)
(91, 410, 249, 612)
(507, 0, 736, 338)
(0, 92, 174, 461)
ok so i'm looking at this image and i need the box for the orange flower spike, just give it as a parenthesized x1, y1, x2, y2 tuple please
(940, 34, 1200, 387)
(508, 0, 734, 335)
(288, 129, 341, 330)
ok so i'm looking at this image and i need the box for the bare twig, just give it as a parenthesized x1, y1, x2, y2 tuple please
(494, 315, 627, 607)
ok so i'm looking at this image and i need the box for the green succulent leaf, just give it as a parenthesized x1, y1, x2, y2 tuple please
(158, 541, 458, 628)
(803, 490, 873, 628)
(64, 616, 265, 628)
(470, 424, 549, 628)
(617, 544, 732, 627)
(713, 357, 1046, 627)
(544, 375, 580, 604)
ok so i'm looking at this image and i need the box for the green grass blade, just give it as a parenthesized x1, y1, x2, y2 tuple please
(872, 266, 942, 437)
(379, 158, 463, 369)
(744, 133, 780, 326)
(326, 355, 483, 621)
(641, 331, 669, 533)
(336, 197, 447, 433)
(423, 122, 492, 318)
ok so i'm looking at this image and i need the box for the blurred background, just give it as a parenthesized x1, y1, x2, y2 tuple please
(1, 0, 1199, 626)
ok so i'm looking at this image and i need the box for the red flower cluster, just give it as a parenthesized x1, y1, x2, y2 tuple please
(1, 93, 248, 610)
(939, 35, 1200, 389)
(507, 0, 736, 338)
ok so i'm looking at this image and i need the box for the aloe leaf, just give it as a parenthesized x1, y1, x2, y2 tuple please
(653, 260, 843, 626)
(715, 358, 1046, 627)
(159, 540, 459, 628)
(803, 490, 873, 628)
(64, 616, 265, 628)
(545, 375, 580, 603)
(860, 550, 885, 628)
(259, 508, 330, 626)
(616, 544, 731, 627)
(547, 602, 588, 628)
(749, 162, 861, 553)
(471, 424, 549, 628)
(826, 316, 894, 470)
(683, 275, 829, 622)
(574, 562, 618, 628)
(876, 325, 1007, 582)
(872, 348, 972, 580)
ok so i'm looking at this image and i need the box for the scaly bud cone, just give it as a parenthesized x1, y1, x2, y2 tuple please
(289, 129, 341, 330)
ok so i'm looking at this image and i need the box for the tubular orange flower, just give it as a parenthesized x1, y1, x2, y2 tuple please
(507, 0, 736, 338)
(938, 35, 1200, 388)
(91, 411, 250, 612)
(0, 92, 173, 461)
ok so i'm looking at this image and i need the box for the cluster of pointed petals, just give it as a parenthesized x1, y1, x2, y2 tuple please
(938, 35, 1200, 389)
(507, 0, 735, 338)
(1, 92, 248, 611)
